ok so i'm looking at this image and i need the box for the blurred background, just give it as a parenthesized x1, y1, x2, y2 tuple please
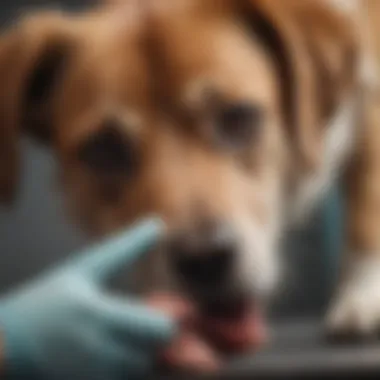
(0, 1, 90, 293)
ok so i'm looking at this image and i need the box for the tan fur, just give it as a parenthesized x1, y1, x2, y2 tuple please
(344, 0, 380, 254)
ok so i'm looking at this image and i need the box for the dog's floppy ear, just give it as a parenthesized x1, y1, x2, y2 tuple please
(240, 0, 359, 171)
(0, 12, 76, 203)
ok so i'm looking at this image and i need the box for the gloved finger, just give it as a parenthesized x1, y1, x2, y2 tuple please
(144, 293, 220, 372)
(71, 218, 165, 282)
(97, 294, 178, 346)
(160, 331, 221, 373)
(144, 292, 197, 328)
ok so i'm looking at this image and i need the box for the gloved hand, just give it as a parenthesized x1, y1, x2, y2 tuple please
(0, 218, 176, 380)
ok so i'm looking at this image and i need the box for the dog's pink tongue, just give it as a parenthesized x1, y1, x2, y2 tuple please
(202, 306, 267, 353)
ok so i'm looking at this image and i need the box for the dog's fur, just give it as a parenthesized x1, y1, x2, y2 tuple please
(1, 0, 380, 338)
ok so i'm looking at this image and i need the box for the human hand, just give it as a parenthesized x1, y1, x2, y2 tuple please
(0, 219, 179, 380)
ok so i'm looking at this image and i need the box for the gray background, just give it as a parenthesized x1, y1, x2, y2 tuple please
(0, 0, 343, 320)
(0, 0, 91, 292)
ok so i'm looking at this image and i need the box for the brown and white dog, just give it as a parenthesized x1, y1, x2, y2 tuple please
(0, 0, 380, 355)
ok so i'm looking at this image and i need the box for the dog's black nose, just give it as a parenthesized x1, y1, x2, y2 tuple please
(169, 222, 237, 288)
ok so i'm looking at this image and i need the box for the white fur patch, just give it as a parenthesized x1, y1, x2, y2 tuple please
(289, 97, 357, 225)
(326, 0, 360, 14)
(326, 254, 380, 335)
(237, 214, 281, 298)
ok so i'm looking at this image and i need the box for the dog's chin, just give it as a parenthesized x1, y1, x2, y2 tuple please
(197, 294, 267, 353)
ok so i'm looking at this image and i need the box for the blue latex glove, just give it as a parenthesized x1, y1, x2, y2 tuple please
(0, 218, 175, 380)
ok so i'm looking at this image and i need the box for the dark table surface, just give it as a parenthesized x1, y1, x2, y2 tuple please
(155, 320, 380, 379)
(228, 320, 380, 378)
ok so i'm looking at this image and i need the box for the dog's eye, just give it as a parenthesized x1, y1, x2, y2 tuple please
(78, 122, 138, 177)
(216, 103, 263, 149)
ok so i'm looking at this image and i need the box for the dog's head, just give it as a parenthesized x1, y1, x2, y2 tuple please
(0, 0, 357, 343)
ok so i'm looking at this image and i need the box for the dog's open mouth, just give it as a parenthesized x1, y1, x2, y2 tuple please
(148, 293, 266, 372)
(200, 298, 267, 353)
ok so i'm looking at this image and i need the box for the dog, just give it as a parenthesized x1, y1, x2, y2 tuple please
(0, 0, 380, 352)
